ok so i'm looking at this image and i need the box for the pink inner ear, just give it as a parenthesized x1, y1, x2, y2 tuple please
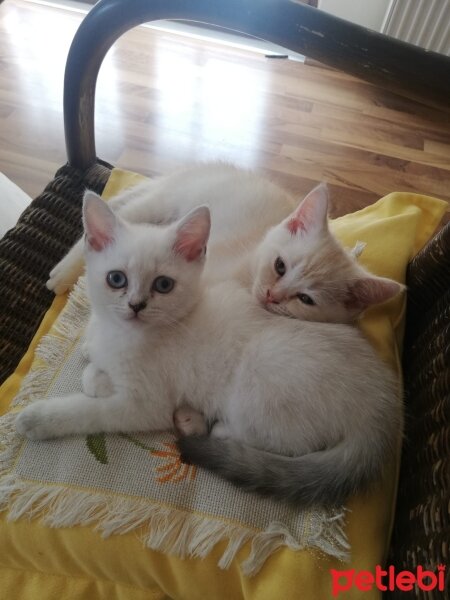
(85, 213, 115, 252)
(83, 194, 117, 252)
(346, 277, 402, 311)
(87, 228, 114, 252)
(173, 208, 210, 262)
(287, 217, 306, 235)
(286, 184, 328, 235)
(173, 233, 206, 262)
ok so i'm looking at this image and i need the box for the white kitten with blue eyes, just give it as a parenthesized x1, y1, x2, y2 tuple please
(47, 163, 396, 325)
(16, 194, 402, 506)
(17, 199, 212, 438)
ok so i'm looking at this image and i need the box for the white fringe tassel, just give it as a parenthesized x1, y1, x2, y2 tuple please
(0, 465, 350, 575)
(0, 278, 351, 575)
(12, 277, 90, 409)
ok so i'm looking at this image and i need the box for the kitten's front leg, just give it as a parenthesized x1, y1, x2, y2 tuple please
(15, 392, 172, 440)
(47, 237, 85, 294)
(81, 314, 100, 362)
(82, 363, 114, 398)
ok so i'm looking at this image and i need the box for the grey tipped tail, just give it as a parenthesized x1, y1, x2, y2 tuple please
(176, 434, 390, 507)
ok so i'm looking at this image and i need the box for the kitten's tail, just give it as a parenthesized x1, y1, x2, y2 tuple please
(176, 433, 392, 506)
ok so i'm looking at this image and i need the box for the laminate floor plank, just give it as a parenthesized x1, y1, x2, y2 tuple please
(0, 0, 448, 229)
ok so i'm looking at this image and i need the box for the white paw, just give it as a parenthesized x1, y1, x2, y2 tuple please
(82, 364, 113, 398)
(46, 253, 83, 295)
(46, 266, 72, 295)
(15, 402, 59, 440)
(174, 406, 208, 436)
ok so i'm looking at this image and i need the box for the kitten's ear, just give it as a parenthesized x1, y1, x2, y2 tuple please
(345, 276, 404, 313)
(83, 191, 119, 252)
(286, 183, 329, 235)
(173, 205, 211, 262)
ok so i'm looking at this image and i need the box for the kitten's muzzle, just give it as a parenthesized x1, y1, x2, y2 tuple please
(128, 301, 147, 314)
(266, 289, 280, 304)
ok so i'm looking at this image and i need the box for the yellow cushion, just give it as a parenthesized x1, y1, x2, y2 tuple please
(0, 168, 447, 600)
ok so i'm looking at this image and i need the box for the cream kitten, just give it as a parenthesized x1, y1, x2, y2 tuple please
(47, 164, 396, 324)
(17, 195, 402, 506)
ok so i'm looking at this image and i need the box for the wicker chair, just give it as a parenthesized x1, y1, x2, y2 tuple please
(0, 1, 448, 596)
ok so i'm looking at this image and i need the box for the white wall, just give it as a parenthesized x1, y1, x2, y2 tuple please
(0, 174, 32, 238)
(318, 0, 392, 31)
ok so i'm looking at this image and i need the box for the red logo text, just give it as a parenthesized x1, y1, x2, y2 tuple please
(330, 565, 446, 596)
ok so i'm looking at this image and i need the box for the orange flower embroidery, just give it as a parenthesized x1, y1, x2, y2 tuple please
(152, 442, 197, 483)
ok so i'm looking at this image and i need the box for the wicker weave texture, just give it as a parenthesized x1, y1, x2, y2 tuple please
(388, 222, 450, 598)
(0, 163, 111, 384)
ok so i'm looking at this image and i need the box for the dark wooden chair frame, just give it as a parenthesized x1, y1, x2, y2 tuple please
(65, 0, 450, 171)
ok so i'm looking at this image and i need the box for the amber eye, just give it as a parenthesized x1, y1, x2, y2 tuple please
(298, 293, 315, 306)
(106, 271, 127, 289)
(274, 257, 286, 276)
(152, 276, 175, 294)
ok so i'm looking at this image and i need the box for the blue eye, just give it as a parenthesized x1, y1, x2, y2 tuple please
(152, 276, 175, 294)
(106, 271, 127, 289)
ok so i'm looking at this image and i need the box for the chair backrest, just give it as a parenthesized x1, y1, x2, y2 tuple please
(388, 221, 450, 597)
(63, 0, 450, 170)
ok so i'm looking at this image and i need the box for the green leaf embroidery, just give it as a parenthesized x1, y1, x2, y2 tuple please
(119, 433, 156, 452)
(86, 433, 108, 464)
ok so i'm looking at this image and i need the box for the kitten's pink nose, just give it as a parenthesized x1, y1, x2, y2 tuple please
(266, 289, 280, 304)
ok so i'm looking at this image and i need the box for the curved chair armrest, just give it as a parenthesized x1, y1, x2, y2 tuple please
(65, 0, 450, 170)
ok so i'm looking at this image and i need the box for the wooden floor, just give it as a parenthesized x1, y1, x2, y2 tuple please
(1, 0, 449, 223)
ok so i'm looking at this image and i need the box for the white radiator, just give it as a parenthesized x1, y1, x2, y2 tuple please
(382, 0, 450, 55)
